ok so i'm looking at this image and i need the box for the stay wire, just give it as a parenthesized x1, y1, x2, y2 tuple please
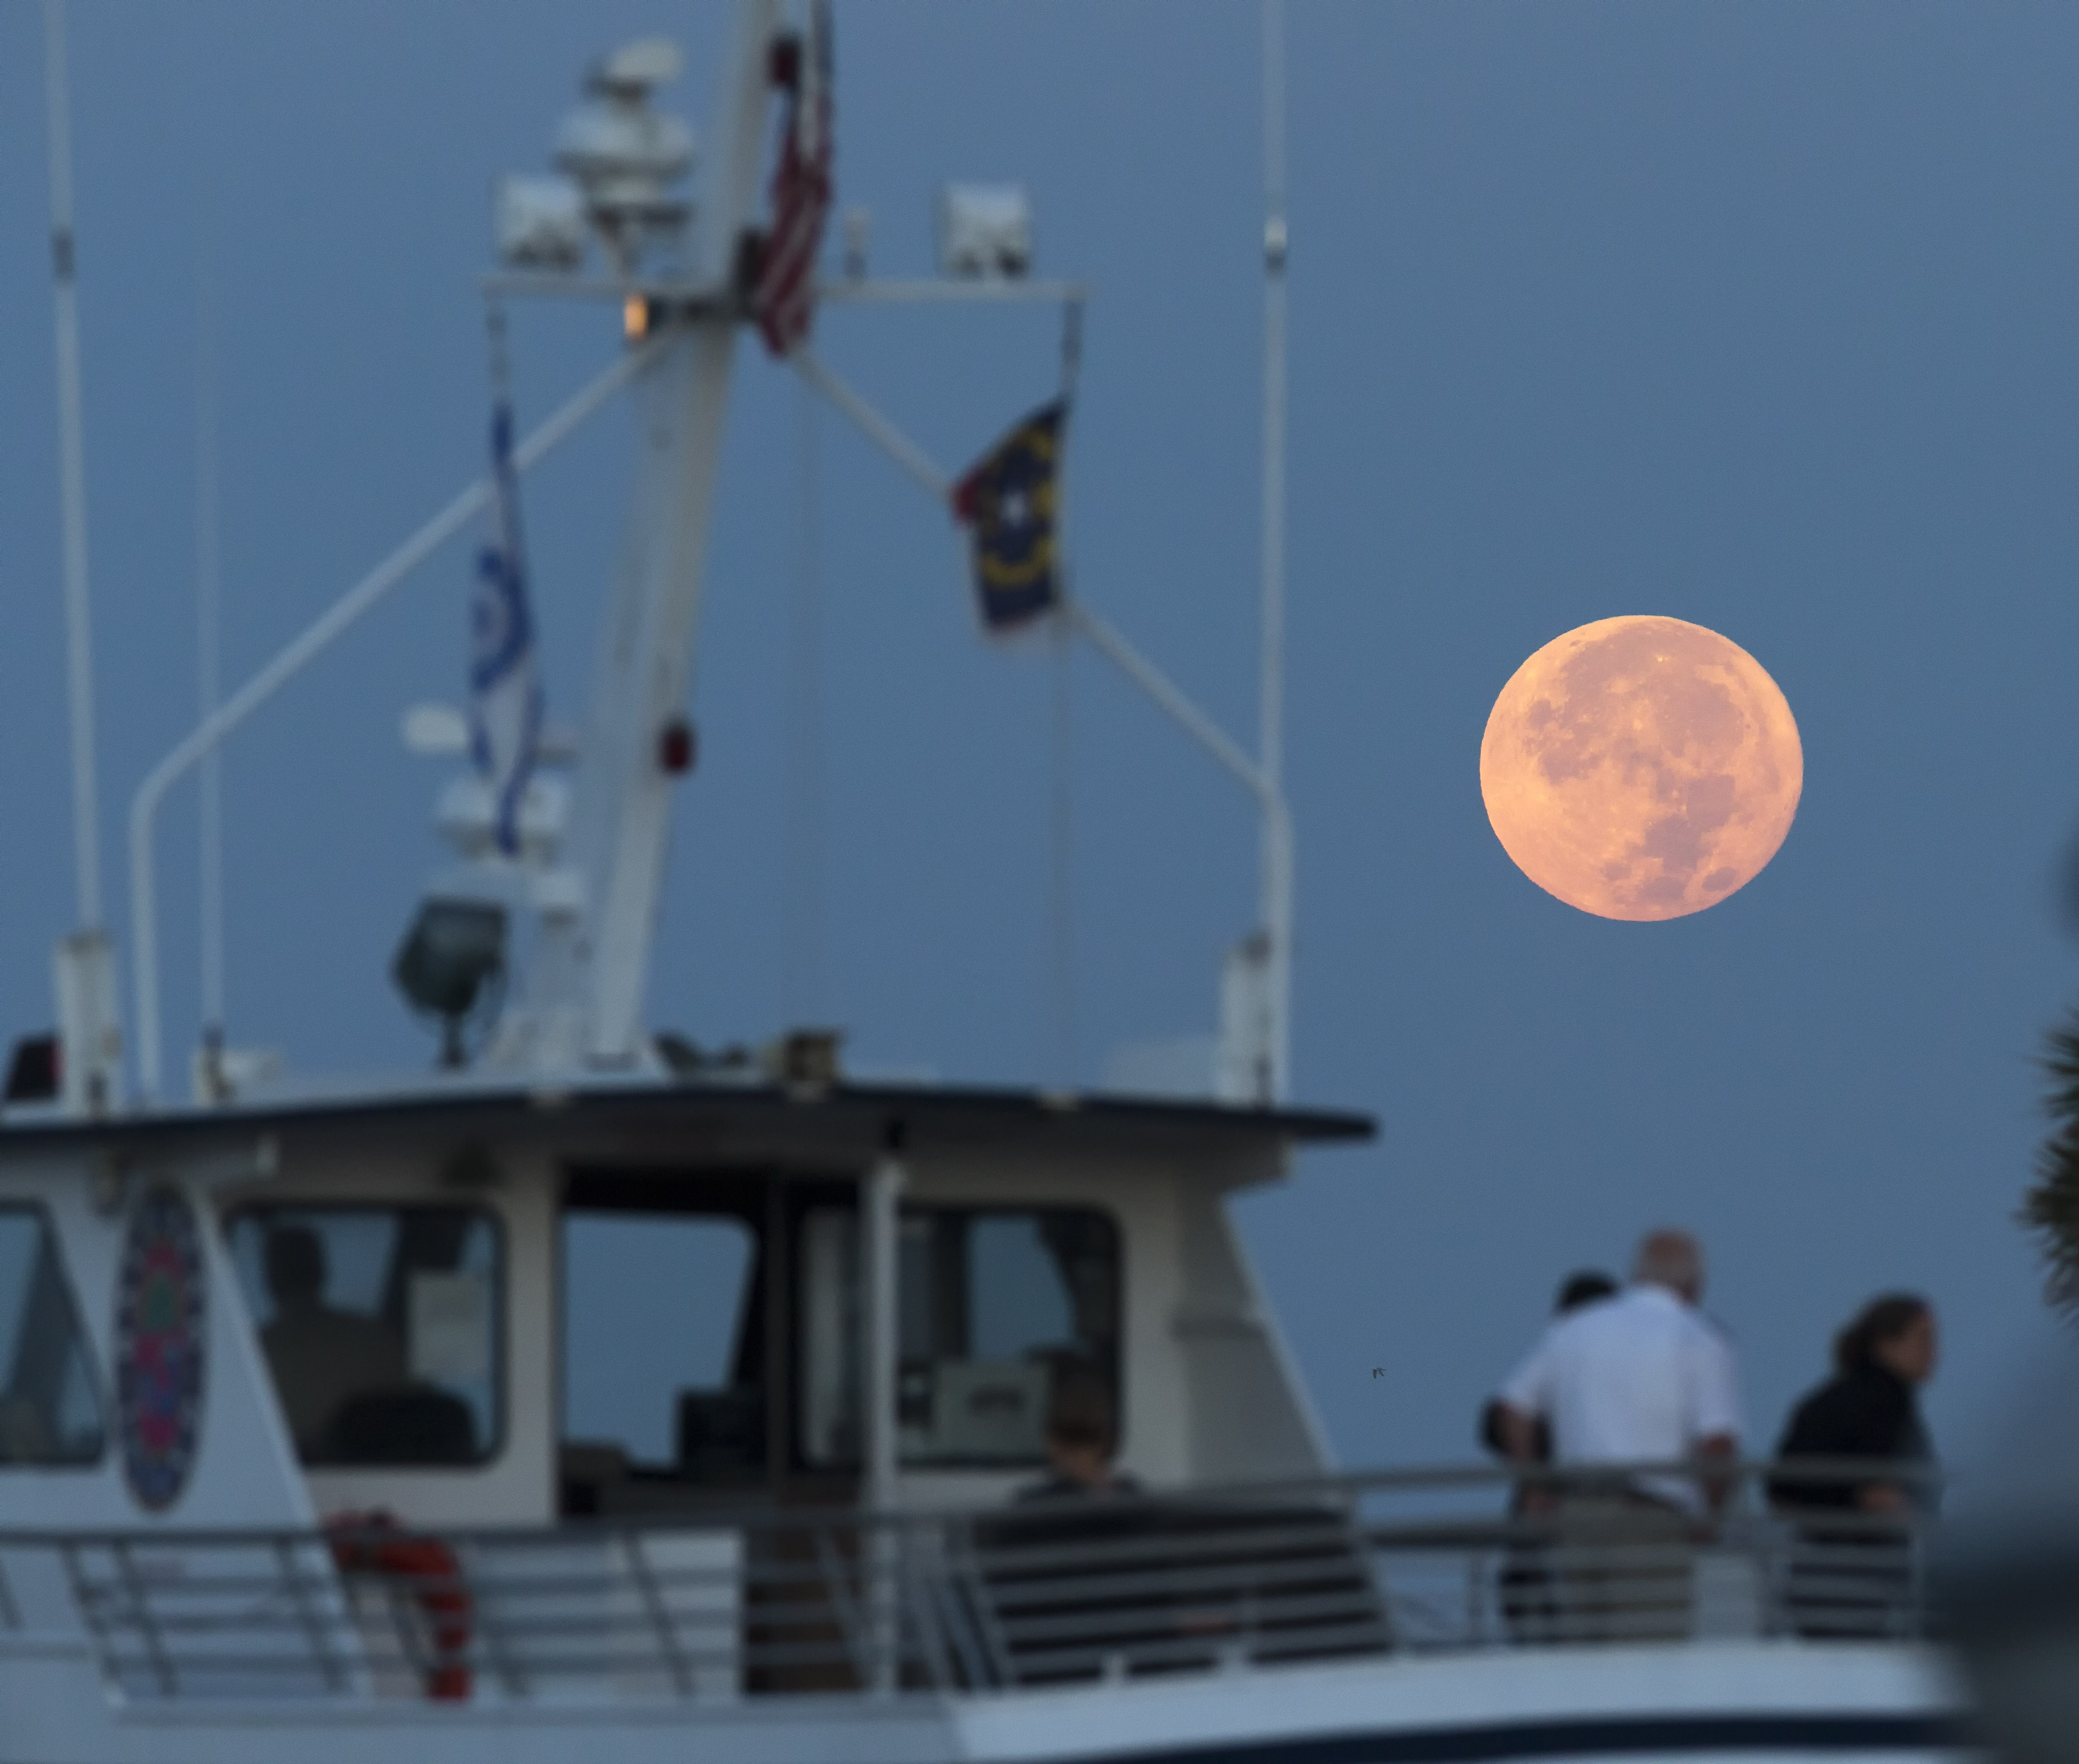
(786, 376, 828, 1026)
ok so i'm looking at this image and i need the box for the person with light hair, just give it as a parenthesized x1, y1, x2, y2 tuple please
(1494, 1229, 1743, 1640)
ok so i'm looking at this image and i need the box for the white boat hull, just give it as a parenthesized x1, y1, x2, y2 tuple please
(0, 1636, 1966, 1764)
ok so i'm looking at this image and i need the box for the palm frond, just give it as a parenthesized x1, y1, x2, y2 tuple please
(2024, 1014, 2079, 1314)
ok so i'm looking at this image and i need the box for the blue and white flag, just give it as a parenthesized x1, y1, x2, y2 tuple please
(469, 402, 543, 856)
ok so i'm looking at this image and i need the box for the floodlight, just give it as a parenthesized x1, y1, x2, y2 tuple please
(3, 1036, 58, 1105)
(495, 176, 587, 271)
(392, 898, 507, 1067)
(936, 185, 1032, 280)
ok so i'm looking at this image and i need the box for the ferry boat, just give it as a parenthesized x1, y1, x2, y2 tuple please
(0, 6, 1968, 1759)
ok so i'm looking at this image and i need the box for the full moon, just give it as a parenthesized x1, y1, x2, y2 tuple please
(1479, 616, 1802, 921)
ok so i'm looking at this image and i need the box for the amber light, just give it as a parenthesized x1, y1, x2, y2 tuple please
(624, 295, 650, 341)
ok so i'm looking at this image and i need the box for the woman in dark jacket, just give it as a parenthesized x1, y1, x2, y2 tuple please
(1772, 1294, 1938, 1636)
(1776, 1294, 1938, 1510)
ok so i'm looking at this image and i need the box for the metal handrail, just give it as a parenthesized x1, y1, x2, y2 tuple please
(0, 1454, 1940, 1554)
(0, 1458, 1942, 1706)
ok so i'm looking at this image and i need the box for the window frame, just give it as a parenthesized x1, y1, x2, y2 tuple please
(0, 1201, 108, 1470)
(225, 1201, 508, 1471)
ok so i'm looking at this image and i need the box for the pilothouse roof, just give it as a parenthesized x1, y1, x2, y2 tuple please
(0, 1075, 1374, 1170)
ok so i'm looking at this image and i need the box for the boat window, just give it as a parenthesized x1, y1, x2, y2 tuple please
(226, 1207, 501, 1467)
(0, 1207, 104, 1466)
(561, 1211, 762, 1480)
(798, 1205, 1120, 1469)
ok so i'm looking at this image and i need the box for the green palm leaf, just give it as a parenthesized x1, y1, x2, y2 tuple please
(2025, 1013, 2079, 1313)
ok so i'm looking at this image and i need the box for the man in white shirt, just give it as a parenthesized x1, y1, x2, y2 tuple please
(1498, 1229, 1741, 1509)
(1495, 1230, 1742, 1640)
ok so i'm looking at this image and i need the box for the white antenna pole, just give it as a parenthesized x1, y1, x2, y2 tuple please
(1259, 0, 1293, 1100)
(43, 0, 122, 1116)
(195, 261, 227, 1074)
(43, 0, 104, 934)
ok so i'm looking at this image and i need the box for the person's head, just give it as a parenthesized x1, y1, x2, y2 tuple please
(1045, 1365, 1118, 1485)
(1555, 1270, 1618, 1314)
(265, 1225, 326, 1311)
(1834, 1293, 1937, 1384)
(1632, 1230, 1706, 1304)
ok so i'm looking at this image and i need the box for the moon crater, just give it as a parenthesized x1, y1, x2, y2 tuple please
(1479, 616, 1802, 921)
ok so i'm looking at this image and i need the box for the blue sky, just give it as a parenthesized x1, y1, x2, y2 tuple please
(0, 1, 2072, 1470)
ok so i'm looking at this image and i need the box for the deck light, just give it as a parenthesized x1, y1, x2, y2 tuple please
(2, 1035, 59, 1105)
(392, 899, 507, 1068)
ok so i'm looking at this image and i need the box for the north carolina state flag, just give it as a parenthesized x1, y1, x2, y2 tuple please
(951, 401, 1066, 635)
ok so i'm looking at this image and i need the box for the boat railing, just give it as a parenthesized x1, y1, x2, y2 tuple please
(0, 1457, 1940, 1705)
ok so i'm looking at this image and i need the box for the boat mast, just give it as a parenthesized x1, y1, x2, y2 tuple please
(501, 7, 779, 1070)
(43, 0, 121, 1114)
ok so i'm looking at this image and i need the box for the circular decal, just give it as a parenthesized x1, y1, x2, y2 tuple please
(115, 1186, 206, 1511)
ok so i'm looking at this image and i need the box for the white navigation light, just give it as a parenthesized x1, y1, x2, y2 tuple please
(495, 176, 587, 270)
(936, 185, 1032, 280)
(554, 36, 696, 270)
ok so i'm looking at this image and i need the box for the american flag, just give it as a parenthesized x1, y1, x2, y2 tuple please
(752, 2, 833, 357)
